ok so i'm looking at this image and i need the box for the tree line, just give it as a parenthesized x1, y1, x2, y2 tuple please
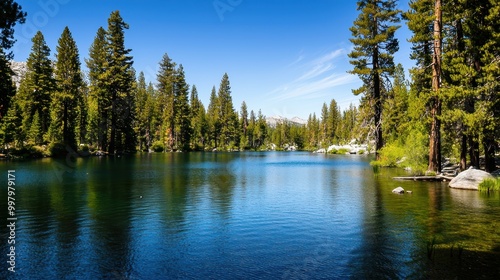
(1, 1, 498, 172)
(348, 0, 499, 173)
(0, 7, 362, 156)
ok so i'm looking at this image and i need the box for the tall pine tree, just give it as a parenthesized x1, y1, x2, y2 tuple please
(49, 27, 84, 151)
(207, 86, 220, 148)
(0, 1, 25, 120)
(217, 73, 238, 149)
(104, 11, 135, 153)
(173, 64, 191, 151)
(157, 53, 176, 151)
(348, 0, 400, 159)
(86, 27, 109, 151)
(17, 31, 55, 145)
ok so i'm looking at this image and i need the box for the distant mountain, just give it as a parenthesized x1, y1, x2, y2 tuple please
(9, 61, 27, 88)
(290, 117, 307, 125)
(266, 115, 306, 127)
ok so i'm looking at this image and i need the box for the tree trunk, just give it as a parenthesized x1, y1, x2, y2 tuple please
(63, 102, 68, 146)
(460, 133, 467, 171)
(469, 136, 480, 168)
(428, 0, 442, 173)
(483, 132, 496, 172)
(373, 13, 383, 160)
(109, 96, 116, 154)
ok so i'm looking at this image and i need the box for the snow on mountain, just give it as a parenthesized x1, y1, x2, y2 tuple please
(266, 115, 306, 127)
(9, 61, 27, 88)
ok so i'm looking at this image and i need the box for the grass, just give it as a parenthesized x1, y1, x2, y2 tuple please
(328, 148, 350, 155)
(478, 178, 500, 192)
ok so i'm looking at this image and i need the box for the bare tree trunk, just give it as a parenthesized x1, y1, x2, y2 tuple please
(373, 13, 383, 160)
(428, 0, 442, 173)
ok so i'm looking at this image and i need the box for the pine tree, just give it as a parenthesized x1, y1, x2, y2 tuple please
(135, 71, 149, 151)
(207, 86, 220, 148)
(86, 27, 109, 151)
(320, 102, 329, 146)
(0, 1, 25, 120)
(104, 11, 135, 153)
(239, 101, 249, 149)
(145, 82, 157, 149)
(0, 50, 15, 120)
(255, 109, 267, 149)
(173, 64, 191, 151)
(327, 99, 340, 142)
(157, 53, 176, 151)
(190, 85, 207, 150)
(406, 0, 443, 172)
(17, 31, 55, 144)
(28, 111, 43, 145)
(217, 73, 238, 149)
(0, 0, 26, 59)
(428, 0, 443, 172)
(382, 64, 409, 143)
(0, 95, 22, 146)
(49, 27, 84, 151)
(348, 0, 401, 159)
(248, 110, 256, 149)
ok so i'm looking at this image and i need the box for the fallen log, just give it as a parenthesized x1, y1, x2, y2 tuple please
(393, 175, 455, 182)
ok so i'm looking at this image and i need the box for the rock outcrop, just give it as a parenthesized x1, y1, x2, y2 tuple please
(9, 61, 28, 88)
(449, 167, 494, 190)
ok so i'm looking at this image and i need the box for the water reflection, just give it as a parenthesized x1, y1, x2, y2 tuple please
(86, 156, 134, 278)
(1, 153, 499, 279)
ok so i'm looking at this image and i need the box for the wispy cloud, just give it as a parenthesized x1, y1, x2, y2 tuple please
(269, 49, 357, 102)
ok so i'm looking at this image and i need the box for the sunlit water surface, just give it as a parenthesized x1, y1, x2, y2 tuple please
(1, 152, 499, 279)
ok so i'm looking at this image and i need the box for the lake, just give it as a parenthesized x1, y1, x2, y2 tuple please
(1, 152, 499, 279)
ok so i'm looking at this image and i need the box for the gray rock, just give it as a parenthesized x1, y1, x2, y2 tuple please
(392, 187, 405, 194)
(449, 167, 494, 190)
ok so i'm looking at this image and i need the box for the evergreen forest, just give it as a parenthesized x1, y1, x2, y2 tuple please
(0, 1, 498, 175)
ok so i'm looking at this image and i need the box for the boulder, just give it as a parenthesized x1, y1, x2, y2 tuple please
(449, 167, 494, 190)
(392, 187, 405, 194)
(315, 148, 326, 154)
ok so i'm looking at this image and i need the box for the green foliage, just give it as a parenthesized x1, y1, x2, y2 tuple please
(48, 142, 68, 158)
(348, 0, 401, 155)
(329, 148, 350, 155)
(17, 31, 56, 144)
(105, 10, 136, 154)
(86, 27, 108, 150)
(190, 85, 207, 150)
(372, 127, 428, 175)
(0, 50, 16, 120)
(151, 140, 164, 153)
(0, 0, 26, 59)
(479, 178, 500, 192)
(49, 26, 84, 151)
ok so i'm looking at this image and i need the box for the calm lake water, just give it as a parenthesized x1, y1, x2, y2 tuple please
(1, 152, 499, 279)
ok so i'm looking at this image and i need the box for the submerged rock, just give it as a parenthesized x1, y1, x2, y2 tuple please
(449, 167, 494, 190)
(392, 187, 405, 194)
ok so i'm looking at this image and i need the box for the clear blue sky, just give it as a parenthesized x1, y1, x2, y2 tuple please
(12, 0, 413, 120)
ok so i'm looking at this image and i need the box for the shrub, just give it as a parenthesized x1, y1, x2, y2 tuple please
(374, 142, 405, 167)
(32, 145, 48, 157)
(49, 143, 68, 157)
(329, 148, 350, 155)
(151, 141, 164, 152)
(479, 178, 500, 192)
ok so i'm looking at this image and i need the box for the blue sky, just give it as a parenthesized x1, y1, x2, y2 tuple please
(12, 0, 413, 120)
